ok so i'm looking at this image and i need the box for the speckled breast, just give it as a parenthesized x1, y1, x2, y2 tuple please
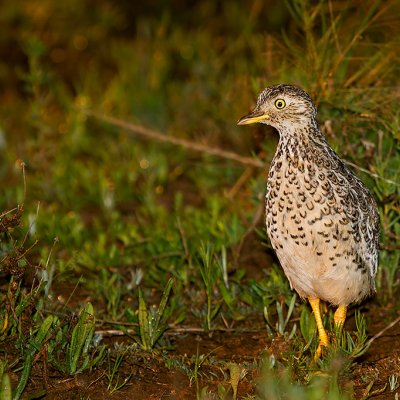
(264, 139, 379, 305)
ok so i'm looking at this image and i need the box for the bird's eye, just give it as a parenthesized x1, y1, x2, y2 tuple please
(275, 99, 286, 109)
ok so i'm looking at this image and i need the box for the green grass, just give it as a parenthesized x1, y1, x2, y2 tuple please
(1, 0, 400, 398)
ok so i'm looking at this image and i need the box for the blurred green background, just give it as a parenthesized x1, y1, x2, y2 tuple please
(0, 1, 399, 398)
(1, 0, 398, 237)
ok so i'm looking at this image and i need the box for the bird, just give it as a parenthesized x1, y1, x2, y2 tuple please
(238, 84, 380, 356)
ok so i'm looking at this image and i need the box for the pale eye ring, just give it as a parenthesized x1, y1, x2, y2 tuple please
(275, 99, 286, 109)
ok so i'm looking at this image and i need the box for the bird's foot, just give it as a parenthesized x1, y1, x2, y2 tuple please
(333, 305, 347, 328)
(308, 297, 330, 360)
(315, 338, 329, 360)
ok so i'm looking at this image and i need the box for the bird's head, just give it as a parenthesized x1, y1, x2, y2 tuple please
(238, 84, 317, 132)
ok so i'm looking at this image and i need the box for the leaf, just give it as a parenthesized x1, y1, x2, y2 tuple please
(227, 362, 243, 400)
(300, 304, 315, 345)
(14, 316, 55, 400)
(138, 289, 150, 350)
(154, 278, 174, 329)
(68, 303, 95, 374)
(0, 373, 12, 400)
(29, 315, 54, 355)
(13, 354, 33, 400)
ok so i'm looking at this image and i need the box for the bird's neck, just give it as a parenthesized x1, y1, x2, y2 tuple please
(279, 119, 326, 142)
(275, 122, 329, 161)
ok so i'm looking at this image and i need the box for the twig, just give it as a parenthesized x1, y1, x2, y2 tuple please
(85, 110, 264, 168)
(22, 201, 40, 246)
(0, 207, 19, 219)
(227, 166, 256, 198)
(14, 239, 39, 261)
(96, 319, 138, 327)
(94, 326, 265, 338)
(365, 314, 400, 349)
(95, 329, 132, 337)
(85, 110, 399, 187)
(235, 202, 264, 261)
(379, 243, 400, 251)
(61, 276, 83, 312)
(86, 371, 106, 390)
(21, 161, 27, 201)
(46, 310, 265, 334)
(344, 160, 399, 187)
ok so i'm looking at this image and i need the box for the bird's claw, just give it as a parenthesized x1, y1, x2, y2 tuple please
(314, 341, 328, 360)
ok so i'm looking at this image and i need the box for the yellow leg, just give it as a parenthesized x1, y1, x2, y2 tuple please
(334, 305, 347, 327)
(308, 297, 329, 358)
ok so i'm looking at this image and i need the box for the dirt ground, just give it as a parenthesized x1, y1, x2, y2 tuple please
(12, 307, 399, 400)
(12, 241, 400, 400)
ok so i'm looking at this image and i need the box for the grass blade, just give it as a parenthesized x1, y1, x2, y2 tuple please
(138, 289, 150, 350)
(67, 303, 95, 374)
(0, 372, 12, 400)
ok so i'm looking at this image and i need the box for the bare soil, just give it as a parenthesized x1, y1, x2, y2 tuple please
(5, 233, 398, 399)
(12, 288, 400, 399)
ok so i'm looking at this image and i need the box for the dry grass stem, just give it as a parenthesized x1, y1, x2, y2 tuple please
(86, 110, 399, 187)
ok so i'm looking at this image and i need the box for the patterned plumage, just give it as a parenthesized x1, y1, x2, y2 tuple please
(238, 84, 380, 355)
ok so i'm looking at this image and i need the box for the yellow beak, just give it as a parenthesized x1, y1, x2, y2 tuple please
(237, 110, 270, 125)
